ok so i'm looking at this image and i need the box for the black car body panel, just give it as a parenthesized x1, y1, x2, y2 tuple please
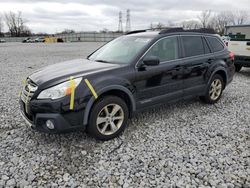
(29, 59, 121, 87)
(20, 30, 235, 133)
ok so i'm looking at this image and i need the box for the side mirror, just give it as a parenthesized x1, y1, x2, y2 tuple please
(143, 56, 160, 66)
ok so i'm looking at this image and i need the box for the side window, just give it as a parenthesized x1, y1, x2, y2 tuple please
(145, 37, 179, 62)
(182, 36, 204, 57)
(206, 37, 224, 52)
(202, 37, 211, 54)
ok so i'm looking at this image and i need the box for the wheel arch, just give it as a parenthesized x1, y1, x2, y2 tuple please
(214, 70, 227, 87)
(83, 85, 136, 126)
(208, 67, 228, 89)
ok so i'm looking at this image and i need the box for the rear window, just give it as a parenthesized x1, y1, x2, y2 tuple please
(206, 37, 224, 52)
(182, 36, 204, 57)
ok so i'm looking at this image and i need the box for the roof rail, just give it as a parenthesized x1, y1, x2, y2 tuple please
(126, 28, 217, 36)
(126, 28, 183, 35)
(125, 30, 147, 35)
(159, 27, 184, 34)
(188, 28, 216, 34)
(159, 27, 216, 34)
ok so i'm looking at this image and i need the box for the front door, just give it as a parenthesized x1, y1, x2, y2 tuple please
(134, 36, 184, 109)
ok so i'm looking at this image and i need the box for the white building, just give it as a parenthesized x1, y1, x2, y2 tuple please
(225, 25, 250, 40)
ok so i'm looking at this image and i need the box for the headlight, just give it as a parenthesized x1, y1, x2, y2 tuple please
(37, 77, 82, 100)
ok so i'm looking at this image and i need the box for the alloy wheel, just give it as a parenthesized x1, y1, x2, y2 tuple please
(209, 79, 222, 101)
(96, 104, 124, 135)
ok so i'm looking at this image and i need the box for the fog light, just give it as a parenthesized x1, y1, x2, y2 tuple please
(46, 120, 55, 130)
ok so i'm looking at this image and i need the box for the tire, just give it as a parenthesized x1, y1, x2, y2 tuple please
(87, 96, 129, 141)
(200, 74, 225, 104)
(235, 64, 242, 72)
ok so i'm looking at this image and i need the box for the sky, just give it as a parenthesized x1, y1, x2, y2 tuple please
(0, 0, 249, 33)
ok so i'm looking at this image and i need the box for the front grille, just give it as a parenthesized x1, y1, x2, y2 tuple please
(21, 79, 38, 111)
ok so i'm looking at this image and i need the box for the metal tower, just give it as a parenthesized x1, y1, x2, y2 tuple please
(118, 11, 123, 32)
(126, 9, 131, 32)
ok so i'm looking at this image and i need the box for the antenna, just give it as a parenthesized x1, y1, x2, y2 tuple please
(125, 9, 131, 32)
(118, 11, 123, 32)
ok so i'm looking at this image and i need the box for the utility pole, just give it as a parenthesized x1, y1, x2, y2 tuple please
(118, 11, 123, 32)
(126, 9, 131, 32)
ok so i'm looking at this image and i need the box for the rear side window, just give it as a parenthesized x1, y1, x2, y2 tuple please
(202, 37, 211, 54)
(206, 37, 224, 52)
(182, 36, 204, 57)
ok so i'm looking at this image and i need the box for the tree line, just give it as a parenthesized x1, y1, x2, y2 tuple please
(151, 10, 249, 35)
(0, 11, 31, 37)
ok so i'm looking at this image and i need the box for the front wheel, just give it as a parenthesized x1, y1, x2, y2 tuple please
(87, 96, 129, 140)
(200, 74, 225, 104)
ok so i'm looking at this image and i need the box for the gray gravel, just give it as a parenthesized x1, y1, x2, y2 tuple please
(0, 42, 249, 187)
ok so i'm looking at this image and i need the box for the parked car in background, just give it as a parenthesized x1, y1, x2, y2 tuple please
(35, 37, 45, 43)
(228, 40, 250, 72)
(22, 38, 30, 43)
(20, 28, 235, 140)
(22, 37, 35, 43)
(0, 39, 6, 43)
(221, 36, 230, 47)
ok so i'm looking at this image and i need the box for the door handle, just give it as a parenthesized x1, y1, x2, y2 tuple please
(174, 65, 182, 71)
(172, 65, 183, 76)
(207, 58, 214, 63)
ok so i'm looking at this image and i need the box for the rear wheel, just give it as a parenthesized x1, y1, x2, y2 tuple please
(235, 64, 242, 72)
(87, 96, 129, 140)
(200, 74, 224, 104)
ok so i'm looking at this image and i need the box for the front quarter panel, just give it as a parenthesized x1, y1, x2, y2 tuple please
(81, 65, 136, 125)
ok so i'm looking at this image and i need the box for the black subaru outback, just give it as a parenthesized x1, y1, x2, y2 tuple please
(20, 28, 235, 140)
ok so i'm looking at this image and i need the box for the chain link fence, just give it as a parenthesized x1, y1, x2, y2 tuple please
(0, 32, 123, 43)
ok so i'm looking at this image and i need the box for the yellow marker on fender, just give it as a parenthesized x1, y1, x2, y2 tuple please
(22, 79, 26, 85)
(69, 77, 76, 110)
(84, 79, 98, 99)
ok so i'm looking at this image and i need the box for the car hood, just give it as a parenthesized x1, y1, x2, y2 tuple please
(29, 59, 120, 85)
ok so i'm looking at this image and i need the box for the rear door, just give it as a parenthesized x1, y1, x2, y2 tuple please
(180, 35, 213, 97)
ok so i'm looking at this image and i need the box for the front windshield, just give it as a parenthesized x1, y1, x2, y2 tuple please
(88, 35, 153, 64)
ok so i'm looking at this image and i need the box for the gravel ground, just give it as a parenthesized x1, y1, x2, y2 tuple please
(0, 42, 249, 188)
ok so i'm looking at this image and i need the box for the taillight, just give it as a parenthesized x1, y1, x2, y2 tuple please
(229, 51, 234, 61)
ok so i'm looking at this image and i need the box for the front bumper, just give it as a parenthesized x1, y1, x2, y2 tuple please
(19, 99, 86, 133)
(20, 110, 34, 129)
